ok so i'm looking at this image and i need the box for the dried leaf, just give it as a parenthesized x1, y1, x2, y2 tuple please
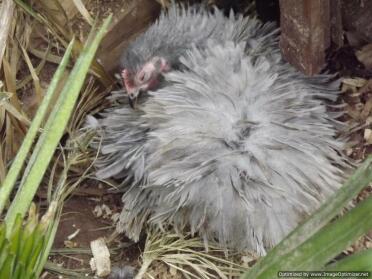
(0, 99, 31, 125)
(0, 144, 6, 182)
(2, 58, 22, 110)
(347, 105, 361, 120)
(361, 98, 372, 119)
(17, 43, 51, 90)
(58, 0, 80, 19)
(359, 79, 372, 94)
(342, 77, 368, 88)
(364, 129, 372, 144)
(20, 44, 43, 104)
(72, 0, 93, 25)
(28, 47, 62, 65)
(0, 0, 15, 71)
(38, 0, 70, 35)
(356, 44, 372, 70)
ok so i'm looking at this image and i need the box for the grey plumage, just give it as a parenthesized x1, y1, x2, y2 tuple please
(88, 4, 350, 255)
(108, 266, 136, 279)
(121, 4, 278, 73)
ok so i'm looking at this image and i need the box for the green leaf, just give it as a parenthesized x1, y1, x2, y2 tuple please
(27, 234, 45, 272)
(0, 223, 6, 252)
(243, 156, 372, 278)
(4, 15, 112, 231)
(0, 39, 75, 215)
(34, 210, 60, 277)
(9, 215, 23, 257)
(270, 198, 371, 275)
(242, 198, 372, 278)
(0, 238, 10, 270)
(12, 261, 25, 279)
(0, 16, 112, 278)
(18, 227, 36, 266)
(0, 255, 14, 279)
(325, 249, 372, 272)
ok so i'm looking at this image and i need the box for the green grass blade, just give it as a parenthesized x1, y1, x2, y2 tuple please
(4, 15, 112, 231)
(19, 228, 38, 267)
(9, 215, 22, 257)
(34, 204, 60, 277)
(27, 235, 45, 270)
(0, 239, 9, 270)
(0, 255, 14, 278)
(252, 198, 372, 278)
(326, 249, 372, 272)
(0, 223, 6, 251)
(12, 261, 25, 279)
(243, 156, 372, 278)
(0, 39, 74, 215)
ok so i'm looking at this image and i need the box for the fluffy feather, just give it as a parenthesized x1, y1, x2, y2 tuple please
(121, 3, 278, 73)
(89, 5, 349, 255)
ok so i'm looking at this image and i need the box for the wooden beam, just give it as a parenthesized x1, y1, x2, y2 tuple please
(97, 0, 161, 73)
(279, 0, 331, 75)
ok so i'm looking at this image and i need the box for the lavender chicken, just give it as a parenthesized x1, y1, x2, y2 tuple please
(120, 4, 277, 106)
(88, 4, 350, 255)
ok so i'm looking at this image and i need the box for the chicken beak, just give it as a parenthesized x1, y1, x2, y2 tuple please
(128, 96, 136, 108)
(128, 88, 141, 109)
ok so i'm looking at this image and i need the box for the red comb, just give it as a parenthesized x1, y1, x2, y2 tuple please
(121, 69, 135, 91)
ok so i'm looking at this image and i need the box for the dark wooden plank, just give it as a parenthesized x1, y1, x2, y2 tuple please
(279, 0, 331, 75)
(330, 0, 343, 48)
(342, 0, 372, 43)
(97, 0, 161, 73)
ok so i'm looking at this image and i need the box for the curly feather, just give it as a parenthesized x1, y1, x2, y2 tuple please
(88, 5, 350, 255)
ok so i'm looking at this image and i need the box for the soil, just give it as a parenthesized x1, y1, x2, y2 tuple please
(43, 184, 143, 278)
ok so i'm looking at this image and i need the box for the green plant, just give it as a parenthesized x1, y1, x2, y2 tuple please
(0, 12, 112, 278)
(243, 156, 372, 278)
(0, 205, 54, 279)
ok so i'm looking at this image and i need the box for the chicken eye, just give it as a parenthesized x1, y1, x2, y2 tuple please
(137, 71, 151, 83)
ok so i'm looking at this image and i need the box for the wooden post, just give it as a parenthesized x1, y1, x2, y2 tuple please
(279, 0, 331, 75)
(342, 0, 372, 43)
(330, 0, 343, 49)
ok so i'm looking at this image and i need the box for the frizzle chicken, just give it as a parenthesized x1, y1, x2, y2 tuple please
(120, 4, 277, 106)
(88, 3, 350, 255)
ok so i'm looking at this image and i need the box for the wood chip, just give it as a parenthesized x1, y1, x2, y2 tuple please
(342, 77, 368, 88)
(90, 237, 111, 277)
(67, 228, 81, 240)
(93, 204, 113, 219)
(364, 129, 372, 144)
(64, 240, 78, 248)
(356, 43, 372, 70)
(361, 98, 372, 119)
